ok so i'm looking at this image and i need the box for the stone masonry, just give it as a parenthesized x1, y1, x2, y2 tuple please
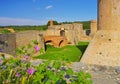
(90, 20, 97, 37)
(45, 22, 94, 45)
(0, 34, 16, 55)
(0, 30, 45, 56)
(44, 36, 67, 47)
(81, 0, 120, 66)
(0, 21, 97, 56)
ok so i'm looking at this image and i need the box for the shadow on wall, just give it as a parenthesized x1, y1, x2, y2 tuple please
(76, 42, 89, 59)
(59, 40, 64, 47)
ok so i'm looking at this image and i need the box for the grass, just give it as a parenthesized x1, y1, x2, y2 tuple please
(36, 42, 89, 62)
(0, 29, 11, 34)
(77, 42, 89, 54)
(0, 25, 48, 32)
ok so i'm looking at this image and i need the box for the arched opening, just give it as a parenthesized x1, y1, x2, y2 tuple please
(45, 40, 53, 50)
(59, 40, 64, 47)
(45, 40, 52, 44)
(85, 29, 91, 36)
(60, 30, 65, 36)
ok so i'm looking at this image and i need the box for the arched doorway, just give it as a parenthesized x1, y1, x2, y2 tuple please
(60, 30, 65, 36)
(45, 40, 53, 50)
(86, 29, 91, 36)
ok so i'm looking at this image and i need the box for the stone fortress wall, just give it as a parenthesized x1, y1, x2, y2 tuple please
(45, 23, 83, 45)
(0, 20, 97, 56)
(45, 20, 97, 45)
(0, 30, 45, 56)
(0, 34, 16, 55)
(16, 30, 44, 48)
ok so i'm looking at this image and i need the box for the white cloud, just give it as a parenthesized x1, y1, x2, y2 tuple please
(45, 5, 53, 10)
(0, 17, 46, 26)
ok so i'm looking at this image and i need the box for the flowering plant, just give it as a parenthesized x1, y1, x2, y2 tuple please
(0, 55, 92, 84)
(0, 40, 92, 84)
(27, 68, 35, 75)
(16, 40, 44, 58)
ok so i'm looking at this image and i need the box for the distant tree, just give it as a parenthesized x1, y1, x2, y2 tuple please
(62, 21, 72, 24)
(81, 21, 90, 30)
(45, 20, 90, 29)
(0, 25, 48, 32)
(47, 20, 59, 26)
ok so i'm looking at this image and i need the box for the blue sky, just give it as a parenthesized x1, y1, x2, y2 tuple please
(0, 0, 97, 26)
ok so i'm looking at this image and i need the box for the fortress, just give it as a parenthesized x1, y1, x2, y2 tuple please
(1, 0, 120, 67)
(0, 20, 97, 56)
(44, 20, 97, 47)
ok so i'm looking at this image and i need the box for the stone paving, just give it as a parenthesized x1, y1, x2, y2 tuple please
(71, 62, 120, 84)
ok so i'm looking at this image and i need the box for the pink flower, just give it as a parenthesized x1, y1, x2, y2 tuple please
(0, 59, 3, 65)
(27, 68, 35, 75)
(0, 48, 2, 52)
(21, 55, 30, 64)
(34, 46, 40, 52)
(15, 72, 20, 77)
(24, 55, 29, 60)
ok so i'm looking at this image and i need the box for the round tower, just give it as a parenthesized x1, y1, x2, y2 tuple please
(90, 20, 97, 37)
(98, 0, 120, 30)
(81, 0, 120, 66)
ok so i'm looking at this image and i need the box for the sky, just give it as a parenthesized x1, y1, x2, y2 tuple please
(0, 0, 97, 26)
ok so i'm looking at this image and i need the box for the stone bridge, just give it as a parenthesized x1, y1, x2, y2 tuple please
(44, 36, 67, 47)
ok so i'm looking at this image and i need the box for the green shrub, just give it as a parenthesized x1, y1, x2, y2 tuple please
(0, 56, 92, 84)
(0, 29, 11, 34)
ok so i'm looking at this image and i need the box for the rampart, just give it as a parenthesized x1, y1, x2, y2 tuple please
(0, 30, 45, 56)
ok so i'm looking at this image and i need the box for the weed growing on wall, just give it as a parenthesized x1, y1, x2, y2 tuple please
(16, 40, 45, 58)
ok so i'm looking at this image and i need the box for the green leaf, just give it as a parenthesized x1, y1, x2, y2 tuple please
(20, 46, 25, 50)
(66, 68, 74, 75)
(40, 48, 45, 54)
(27, 43, 32, 49)
(46, 70, 54, 77)
(85, 73, 92, 78)
(38, 64, 45, 72)
(33, 40, 38, 45)
(58, 70, 65, 76)
(50, 75, 60, 82)
(45, 80, 51, 84)
(44, 60, 51, 67)
(52, 61, 61, 69)
(34, 72, 44, 83)
(1, 54, 5, 60)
